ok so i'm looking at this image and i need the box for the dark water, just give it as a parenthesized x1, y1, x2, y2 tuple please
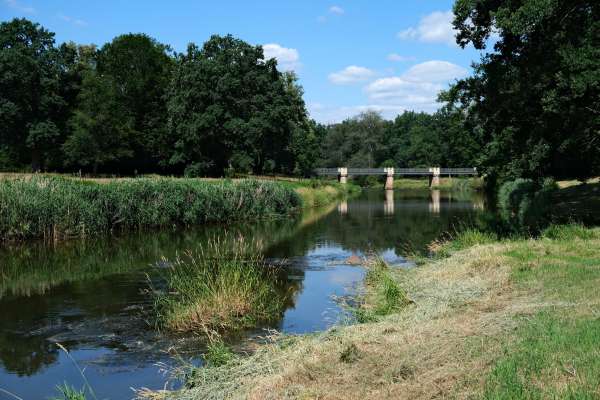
(0, 189, 486, 399)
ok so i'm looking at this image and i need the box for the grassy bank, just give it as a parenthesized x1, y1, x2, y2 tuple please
(0, 176, 301, 241)
(282, 179, 360, 208)
(390, 176, 483, 190)
(153, 224, 600, 399)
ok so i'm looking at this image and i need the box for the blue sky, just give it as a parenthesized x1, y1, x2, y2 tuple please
(1, 0, 484, 123)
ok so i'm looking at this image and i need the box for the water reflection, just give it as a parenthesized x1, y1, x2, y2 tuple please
(0, 189, 486, 399)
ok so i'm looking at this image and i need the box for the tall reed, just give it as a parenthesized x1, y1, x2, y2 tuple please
(0, 177, 301, 241)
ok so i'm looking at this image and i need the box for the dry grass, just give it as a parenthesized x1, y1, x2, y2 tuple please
(141, 228, 600, 400)
(151, 243, 530, 400)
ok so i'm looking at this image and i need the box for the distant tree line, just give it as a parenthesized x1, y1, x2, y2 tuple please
(318, 108, 480, 169)
(2, 0, 598, 186)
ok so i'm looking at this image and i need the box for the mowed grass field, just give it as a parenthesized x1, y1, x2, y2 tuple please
(158, 224, 600, 400)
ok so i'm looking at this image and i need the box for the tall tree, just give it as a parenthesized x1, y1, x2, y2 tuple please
(167, 35, 310, 176)
(0, 18, 65, 171)
(96, 34, 173, 171)
(449, 0, 600, 184)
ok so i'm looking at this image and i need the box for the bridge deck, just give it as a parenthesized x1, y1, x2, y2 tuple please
(314, 168, 477, 176)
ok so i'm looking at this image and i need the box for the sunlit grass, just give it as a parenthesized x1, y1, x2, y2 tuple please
(152, 238, 290, 334)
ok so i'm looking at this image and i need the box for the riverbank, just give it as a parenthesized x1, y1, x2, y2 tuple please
(392, 176, 483, 190)
(0, 176, 354, 242)
(158, 224, 600, 399)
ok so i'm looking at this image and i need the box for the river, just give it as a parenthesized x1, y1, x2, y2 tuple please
(0, 188, 486, 399)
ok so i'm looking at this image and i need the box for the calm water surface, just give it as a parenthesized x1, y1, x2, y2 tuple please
(0, 189, 486, 399)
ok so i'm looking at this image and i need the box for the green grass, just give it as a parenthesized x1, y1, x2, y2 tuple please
(431, 228, 499, 258)
(285, 179, 360, 208)
(152, 238, 291, 334)
(0, 176, 301, 241)
(355, 258, 412, 322)
(204, 340, 236, 367)
(482, 225, 600, 399)
(51, 384, 87, 400)
(392, 177, 483, 190)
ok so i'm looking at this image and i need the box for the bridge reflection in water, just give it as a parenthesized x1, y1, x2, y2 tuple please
(337, 189, 484, 216)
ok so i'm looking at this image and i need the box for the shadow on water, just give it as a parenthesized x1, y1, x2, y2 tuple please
(0, 188, 487, 399)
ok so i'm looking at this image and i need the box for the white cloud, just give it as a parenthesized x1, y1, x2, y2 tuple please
(401, 60, 468, 83)
(58, 13, 88, 27)
(387, 53, 416, 62)
(329, 66, 375, 85)
(398, 11, 457, 46)
(262, 43, 300, 72)
(3, 0, 34, 13)
(329, 5, 344, 15)
(308, 103, 407, 124)
(364, 60, 468, 112)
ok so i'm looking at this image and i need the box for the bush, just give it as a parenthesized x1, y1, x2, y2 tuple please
(0, 177, 301, 241)
(497, 178, 557, 232)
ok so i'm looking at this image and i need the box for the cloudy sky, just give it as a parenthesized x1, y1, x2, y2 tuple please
(1, 0, 484, 123)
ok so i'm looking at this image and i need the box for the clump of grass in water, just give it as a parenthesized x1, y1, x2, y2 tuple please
(153, 238, 289, 334)
(356, 258, 412, 322)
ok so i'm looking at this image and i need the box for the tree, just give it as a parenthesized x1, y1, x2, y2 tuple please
(449, 0, 600, 184)
(63, 71, 134, 173)
(167, 35, 311, 176)
(96, 34, 173, 171)
(0, 18, 65, 171)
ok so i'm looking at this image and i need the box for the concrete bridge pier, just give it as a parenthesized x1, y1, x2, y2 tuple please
(338, 167, 348, 184)
(428, 167, 441, 187)
(384, 189, 394, 215)
(384, 167, 394, 190)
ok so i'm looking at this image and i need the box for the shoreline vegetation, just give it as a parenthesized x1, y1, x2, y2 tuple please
(141, 180, 600, 400)
(0, 175, 356, 242)
(147, 223, 600, 400)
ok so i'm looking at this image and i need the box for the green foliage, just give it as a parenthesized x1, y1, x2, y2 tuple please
(357, 259, 412, 322)
(498, 178, 558, 232)
(166, 36, 312, 176)
(0, 177, 301, 241)
(449, 0, 600, 183)
(0, 18, 66, 171)
(319, 109, 480, 170)
(204, 341, 236, 367)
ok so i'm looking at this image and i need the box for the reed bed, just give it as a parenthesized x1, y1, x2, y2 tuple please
(0, 176, 301, 241)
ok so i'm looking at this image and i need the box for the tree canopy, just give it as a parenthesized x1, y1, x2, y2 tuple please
(448, 0, 600, 184)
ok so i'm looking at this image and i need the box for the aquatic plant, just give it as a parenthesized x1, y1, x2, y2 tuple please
(152, 238, 290, 333)
(0, 177, 301, 241)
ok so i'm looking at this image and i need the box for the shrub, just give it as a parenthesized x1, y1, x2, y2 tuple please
(497, 178, 558, 232)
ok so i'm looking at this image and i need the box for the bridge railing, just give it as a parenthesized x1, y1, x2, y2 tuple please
(440, 168, 478, 175)
(314, 167, 478, 176)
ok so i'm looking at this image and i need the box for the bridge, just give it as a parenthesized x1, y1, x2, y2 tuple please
(314, 167, 478, 189)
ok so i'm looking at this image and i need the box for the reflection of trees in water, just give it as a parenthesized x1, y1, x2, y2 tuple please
(268, 190, 487, 257)
(0, 190, 486, 376)
(0, 332, 58, 376)
(0, 217, 308, 376)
